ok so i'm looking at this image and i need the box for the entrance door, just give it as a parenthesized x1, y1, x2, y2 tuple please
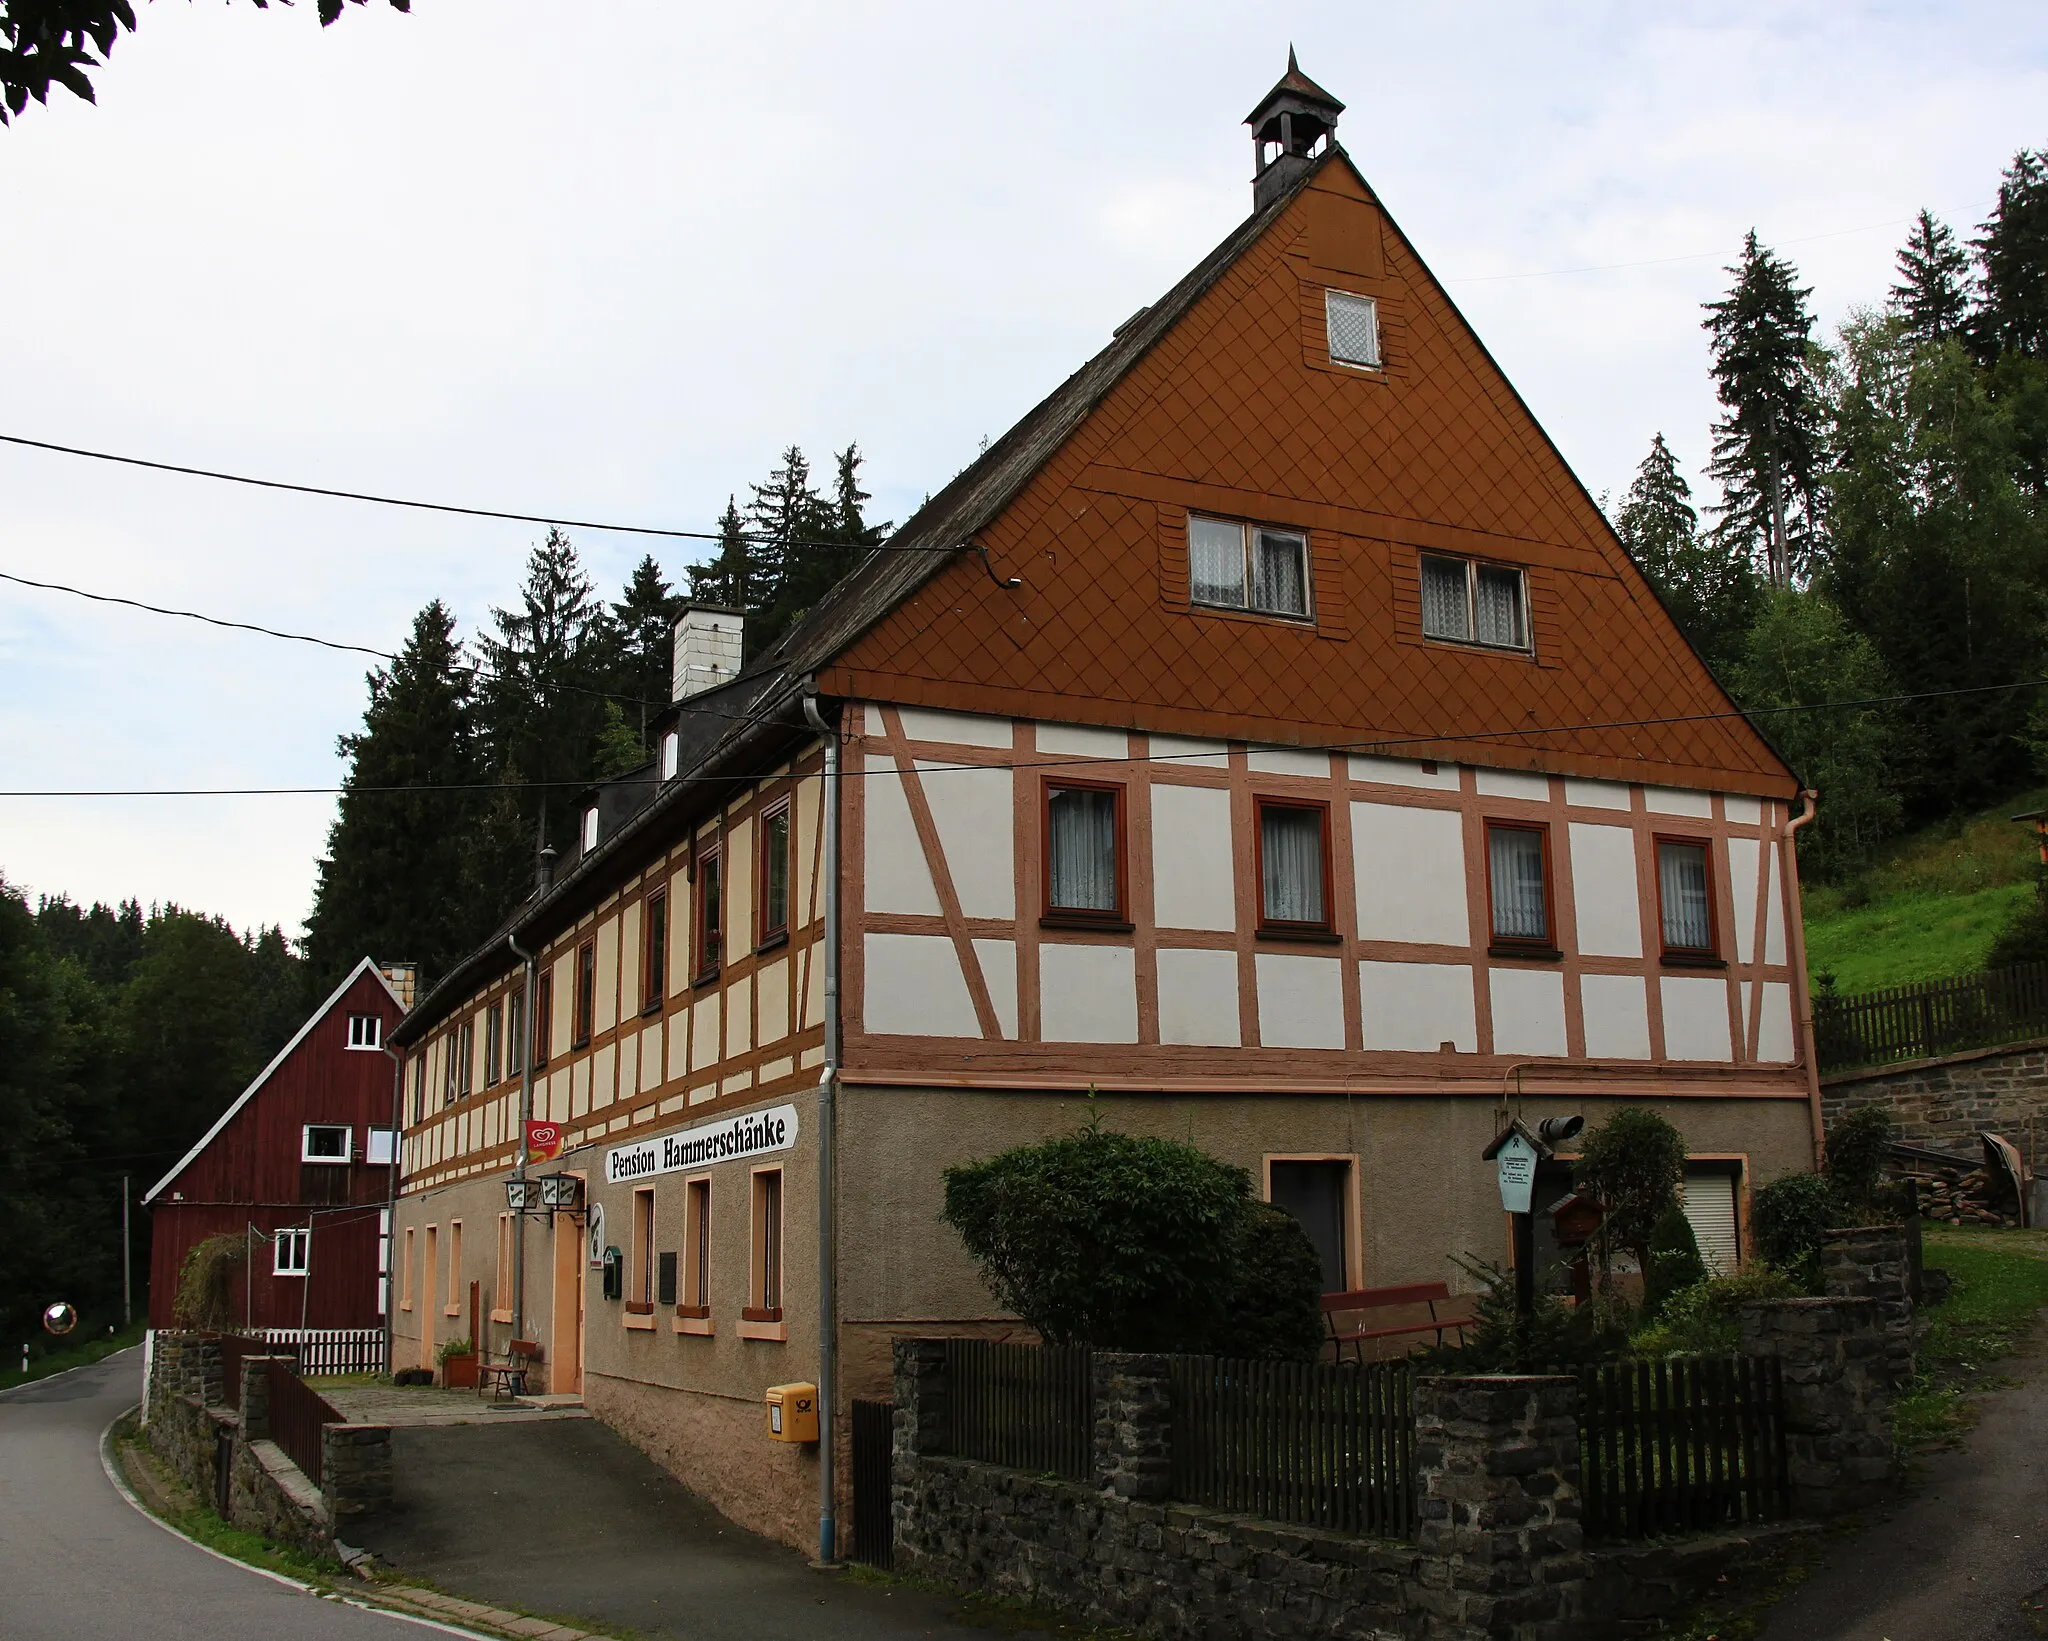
(550, 1209, 584, 1395)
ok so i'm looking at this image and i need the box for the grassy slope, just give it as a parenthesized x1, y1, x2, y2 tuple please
(1801, 787, 2045, 991)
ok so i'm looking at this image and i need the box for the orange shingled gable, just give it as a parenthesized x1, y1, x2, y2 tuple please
(820, 153, 1794, 798)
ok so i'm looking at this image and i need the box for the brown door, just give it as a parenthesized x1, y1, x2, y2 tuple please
(550, 1209, 584, 1395)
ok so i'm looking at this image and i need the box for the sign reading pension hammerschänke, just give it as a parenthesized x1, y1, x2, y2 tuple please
(606, 1104, 800, 1185)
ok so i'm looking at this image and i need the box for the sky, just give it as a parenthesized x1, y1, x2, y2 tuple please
(1, 1, 2043, 939)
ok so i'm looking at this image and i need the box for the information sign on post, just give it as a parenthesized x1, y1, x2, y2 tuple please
(1494, 1128, 1539, 1215)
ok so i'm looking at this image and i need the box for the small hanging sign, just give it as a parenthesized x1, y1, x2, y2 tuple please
(1483, 1121, 1545, 1215)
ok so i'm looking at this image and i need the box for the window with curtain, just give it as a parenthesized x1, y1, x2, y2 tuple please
(1487, 824, 1550, 944)
(1324, 290, 1381, 369)
(573, 940, 596, 1047)
(644, 890, 668, 1007)
(760, 805, 791, 941)
(1421, 553, 1530, 651)
(1188, 514, 1311, 620)
(1658, 840, 1715, 953)
(695, 847, 723, 979)
(1046, 784, 1120, 916)
(1259, 801, 1329, 929)
(1189, 515, 1247, 607)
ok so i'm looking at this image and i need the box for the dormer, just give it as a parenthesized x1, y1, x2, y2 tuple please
(1245, 48, 1344, 212)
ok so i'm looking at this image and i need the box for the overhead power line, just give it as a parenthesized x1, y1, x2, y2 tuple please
(1442, 215, 1918, 285)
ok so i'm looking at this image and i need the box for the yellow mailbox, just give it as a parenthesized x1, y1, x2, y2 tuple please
(765, 1381, 818, 1443)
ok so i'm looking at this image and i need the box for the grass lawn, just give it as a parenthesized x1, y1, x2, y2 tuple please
(0, 1323, 146, 1393)
(1893, 1224, 2048, 1451)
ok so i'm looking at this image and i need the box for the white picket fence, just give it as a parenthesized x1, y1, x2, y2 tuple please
(259, 1327, 385, 1376)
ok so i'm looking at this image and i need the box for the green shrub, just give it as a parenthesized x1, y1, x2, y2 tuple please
(1631, 1266, 1799, 1357)
(1643, 1205, 1709, 1317)
(1417, 1258, 1630, 1372)
(1752, 1173, 1841, 1292)
(1825, 1105, 1895, 1211)
(1574, 1107, 1688, 1281)
(1215, 1201, 1326, 1362)
(435, 1336, 474, 1363)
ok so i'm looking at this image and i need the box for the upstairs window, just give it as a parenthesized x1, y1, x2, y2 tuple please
(759, 803, 791, 946)
(456, 1019, 474, 1098)
(644, 889, 669, 1011)
(346, 1014, 381, 1050)
(1045, 781, 1124, 922)
(533, 971, 554, 1067)
(1257, 798, 1331, 934)
(1486, 822, 1554, 951)
(274, 1227, 311, 1277)
(1657, 839, 1718, 959)
(1421, 554, 1529, 651)
(572, 940, 596, 1048)
(1189, 514, 1312, 621)
(410, 1053, 426, 1124)
(1324, 290, 1382, 369)
(581, 804, 600, 857)
(508, 985, 526, 1077)
(695, 845, 724, 982)
(441, 1037, 457, 1105)
(484, 1000, 503, 1087)
(302, 1124, 352, 1164)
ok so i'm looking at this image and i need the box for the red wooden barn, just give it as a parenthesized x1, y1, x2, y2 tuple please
(143, 957, 412, 1359)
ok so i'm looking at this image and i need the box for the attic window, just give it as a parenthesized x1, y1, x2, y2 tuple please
(1421, 554, 1530, 652)
(661, 731, 680, 781)
(582, 805, 600, 855)
(302, 1124, 352, 1164)
(1188, 514, 1311, 621)
(1325, 290, 1381, 368)
(346, 1014, 381, 1050)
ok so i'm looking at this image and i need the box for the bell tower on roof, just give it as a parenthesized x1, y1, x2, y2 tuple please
(1245, 48, 1344, 212)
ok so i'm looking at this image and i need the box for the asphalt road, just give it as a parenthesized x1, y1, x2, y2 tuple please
(0, 1346, 431, 1641)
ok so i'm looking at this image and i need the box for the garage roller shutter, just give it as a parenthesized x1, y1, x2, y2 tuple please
(1682, 1169, 1740, 1276)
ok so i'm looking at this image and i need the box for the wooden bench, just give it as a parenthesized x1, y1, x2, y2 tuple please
(478, 1338, 543, 1400)
(1321, 1283, 1466, 1361)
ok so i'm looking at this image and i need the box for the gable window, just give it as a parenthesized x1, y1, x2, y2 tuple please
(346, 1014, 381, 1050)
(508, 985, 526, 1077)
(1045, 780, 1125, 922)
(694, 844, 724, 983)
(1486, 822, 1554, 951)
(1421, 554, 1529, 651)
(1657, 839, 1719, 961)
(302, 1124, 352, 1163)
(581, 804, 600, 857)
(533, 971, 554, 1067)
(1256, 798, 1331, 933)
(1188, 514, 1312, 621)
(661, 731, 681, 782)
(274, 1226, 310, 1277)
(572, 940, 596, 1048)
(456, 1019, 474, 1098)
(484, 1000, 503, 1087)
(1324, 289, 1382, 369)
(643, 889, 669, 1013)
(758, 802, 791, 947)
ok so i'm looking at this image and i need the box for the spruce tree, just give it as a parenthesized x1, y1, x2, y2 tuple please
(687, 497, 756, 611)
(757, 443, 888, 654)
(609, 553, 686, 723)
(303, 600, 488, 992)
(1971, 149, 2048, 364)
(1889, 209, 1972, 347)
(1612, 432, 1760, 678)
(1702, 233, 1828, 586)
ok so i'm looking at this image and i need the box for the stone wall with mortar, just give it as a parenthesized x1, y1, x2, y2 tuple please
(1822, 1039, 2048, 1158)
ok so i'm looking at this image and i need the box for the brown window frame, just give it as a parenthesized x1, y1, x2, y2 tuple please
(693, 843, 724, 985)
(1654, 834, 1725, 967)
(572, 939, 596, 1049)
(483, 999, 503, 1087)
(676, 1174, 712, 1319)
(757, 799, 792, 951)
(642, 888, 669, 1016)
(627, 1185, 656, 1315)
(507, 984, 526, 1077)
(441, 1033, 458, 1106)
(1186, 512, 1316, 624)
(1484, 820, 1559, 958)
(410, 1053, 426, 1125)
(455, 1019, 474, 1099)
(532, 970, 554, 1067)
(1419, 552, 1533, 653)
(744, 1166, 784, 1323)
(1253, 795, 1336, 939)
(1041, 777, 1132, 929)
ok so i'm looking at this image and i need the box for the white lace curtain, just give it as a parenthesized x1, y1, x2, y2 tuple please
(1488, 826, 1547, 940)
(1048, 787, 1118, 912)
(1261, 806, 1325, 923)
(1658, 842, 1712, 950)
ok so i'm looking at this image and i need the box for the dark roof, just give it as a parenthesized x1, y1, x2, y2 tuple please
(1244, 48, 1344, 123)
(394, 153, 1338, 1044)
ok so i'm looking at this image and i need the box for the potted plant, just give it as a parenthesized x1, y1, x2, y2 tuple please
(437, 1336, 478, 1389)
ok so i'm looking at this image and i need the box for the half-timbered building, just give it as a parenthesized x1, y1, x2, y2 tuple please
(387, 58, 1820, 1557)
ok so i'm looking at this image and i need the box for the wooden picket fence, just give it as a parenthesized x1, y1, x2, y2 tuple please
(1168, 1355, 1416, 1539)
(942, 1339, 1094, 1481)
(1815, 961, 2048, 1072)
(260, 1327, 384, 1376)
(1576, 1356, 1791, 1540)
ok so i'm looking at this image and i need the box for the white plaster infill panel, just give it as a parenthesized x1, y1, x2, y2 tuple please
(917, 760, 1014, 919)
(690, 993, 720, 1072)
(1725, 795, 1763, 826)
(1255, 952, 1346, 1049)
(1475, 768, 1549, 801)
(1248, 745, 1329, 778)
(1745, 981, 1797, 1063)
(1157, 948, 1241, 1046)
(1150, 734, 1229, 769)
(1349, 755, 1459, 791)
(757, 958, 790, 1046)
(1352, 801, 1468, 946)
(1645, 787, 1714, 818)
(1564, 778, 1631, 810)
(1036, 722, 1131, 759)
(1661, 976, 1734, 1062)
(1358, 961, 1475, 1052)
(1153, 784, 1236, 931)
(895, 706, 1012, 748)
(863, 754, 941, 915)
(972, 939, 1018, 1040)
(1039, 943, 1139, 1043)
(1580, 973, 1651, 1060)
(1763, 848, 1787, 965)
(1568, 824, 1642, 958)
(1488, 967, 1568, 1057)
(864, 932, 979, 1037)
(1727, 837, 1762, 964)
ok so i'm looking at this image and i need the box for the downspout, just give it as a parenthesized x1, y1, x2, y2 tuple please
(508, 933, 539, 1344)
(380, 1043, 405, 1377)
(1781, 791, 1824, 1162)
(803, 692, 842, 1567)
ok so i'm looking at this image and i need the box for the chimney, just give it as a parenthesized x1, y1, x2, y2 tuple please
(1245, 48, 1344, 213)
(536, 843, 559, 896)
(671, 604, 745, 701)
(377, 961, 418, 1010)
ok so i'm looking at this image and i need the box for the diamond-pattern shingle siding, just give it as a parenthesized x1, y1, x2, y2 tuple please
(822, 159, 1790, 796)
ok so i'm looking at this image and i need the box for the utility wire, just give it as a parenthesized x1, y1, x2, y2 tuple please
(0, 676, 2037, 798)
(1442, 214, 1918, 285)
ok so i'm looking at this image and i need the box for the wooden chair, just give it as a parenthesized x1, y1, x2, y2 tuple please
(1320, 1283, 1466, 1361)
(478, 1338, 543, 1400)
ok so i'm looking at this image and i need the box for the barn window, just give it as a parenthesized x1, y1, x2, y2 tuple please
(274, 1227, 311, 1277)
(346, 1014, 382, 1050)
(302, 1124, 352, 1163)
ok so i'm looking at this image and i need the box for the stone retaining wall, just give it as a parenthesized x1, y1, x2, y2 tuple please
(1822, 1039, 2048, 1155)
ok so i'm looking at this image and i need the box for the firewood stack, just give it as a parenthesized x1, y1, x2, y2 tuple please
(1903, 1165, 2017, 1227)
